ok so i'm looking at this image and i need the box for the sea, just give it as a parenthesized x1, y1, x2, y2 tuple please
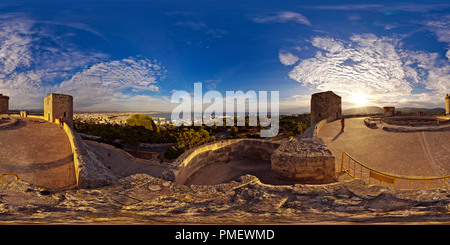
(147, 112, 172, 120)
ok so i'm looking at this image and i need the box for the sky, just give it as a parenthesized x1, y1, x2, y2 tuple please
(0, 0, 449, 113)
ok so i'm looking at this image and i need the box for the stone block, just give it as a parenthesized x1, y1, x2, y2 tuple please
(271, 138, 335, 183)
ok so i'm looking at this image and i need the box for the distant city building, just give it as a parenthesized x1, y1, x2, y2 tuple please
(44, 93, 74, 127)
(0, 94, 9, 115)
(310, 91, 342, 125)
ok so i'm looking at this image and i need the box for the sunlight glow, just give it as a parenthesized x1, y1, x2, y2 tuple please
(351, 93, 370, 107)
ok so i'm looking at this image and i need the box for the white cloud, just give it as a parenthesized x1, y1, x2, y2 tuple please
(278, 51, 299, 66)
(250, 11, 311, 26)
(310, 37, 345, 54)
(58, 57, 166, 108)
(289, 34, 413, 98)
(0, 16, 34, 75)
(425, 16, 450, 61)
(308, 3, 450, 12)
(279, 94, 310, 113)
(0, 15, 166, 110)
(308, 4, 384, 11)
(287, 33, 450, 108)
(77, 94, 173, 112)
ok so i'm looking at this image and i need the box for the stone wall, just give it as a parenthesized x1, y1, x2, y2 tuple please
(63, 122, 118, 188)
(271, 119, 336, 183)
(161, 139, 281, 185)
(161, 120, 336, 185)
(271, 138, 335, 183)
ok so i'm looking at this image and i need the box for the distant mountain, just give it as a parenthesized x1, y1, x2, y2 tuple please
(343, 106, 383, 115)
(343, 106, 445, 116)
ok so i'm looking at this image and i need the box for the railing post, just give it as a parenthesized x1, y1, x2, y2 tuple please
(348, 156, 350, 172)
(360, 165, 363, 179)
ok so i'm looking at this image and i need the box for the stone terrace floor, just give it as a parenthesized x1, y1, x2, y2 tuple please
(320, 117, 450, 189)
(0, 117, 76, 189)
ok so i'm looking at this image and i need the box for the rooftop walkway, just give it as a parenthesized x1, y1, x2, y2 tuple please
(0, 117, 76, 189)
(319, 117, 450, 188)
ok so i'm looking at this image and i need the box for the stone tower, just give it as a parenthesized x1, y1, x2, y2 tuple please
(310, 91, 342, 125)
(446, 94, 450, 115)
(0, 94, 9, 115)
(383, 107, 395, 117)
(44, 93, 73, 127)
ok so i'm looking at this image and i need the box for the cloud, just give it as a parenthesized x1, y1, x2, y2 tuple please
(287, 33, 450, 107)
(58, 57, 166, 108)
(174, 21, 228, 38)
(174, 21, 207, 31)
(0, 15, 34, 75)
(425, 16, 450, 61)
(0, 15, 166, 110)
(278, 51, 299, 66)
(308, 4, 384, 11)
(250, 11, 311, 26)
(77, 94, 173, 112)
(307, 3, 450, 13)
(289, 34, 412, 96)
(289, 34, 450, 106)
(279, 94, 310, 113)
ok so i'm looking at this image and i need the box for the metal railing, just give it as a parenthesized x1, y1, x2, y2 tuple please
(340, 152, 450, 190)
(0, 173, 19, 184)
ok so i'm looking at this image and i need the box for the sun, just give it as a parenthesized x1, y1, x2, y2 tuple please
(351, 93, 370, 107)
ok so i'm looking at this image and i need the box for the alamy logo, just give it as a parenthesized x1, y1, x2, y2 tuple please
(171, 83, 279, 137)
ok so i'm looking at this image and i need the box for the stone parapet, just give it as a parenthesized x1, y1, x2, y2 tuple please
(63, 122, 118, 188)
(0, 116, 18, 129)
(161, 139, 281, 184)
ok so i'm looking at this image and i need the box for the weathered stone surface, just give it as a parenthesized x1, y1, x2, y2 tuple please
(0, 175, 450, 224)
(271, 138, 335, 183)
(65, 126, 118, 189)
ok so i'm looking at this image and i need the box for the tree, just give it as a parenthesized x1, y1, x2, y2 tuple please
(126, 114, 156, 131)
(119, 125, 141, 151)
